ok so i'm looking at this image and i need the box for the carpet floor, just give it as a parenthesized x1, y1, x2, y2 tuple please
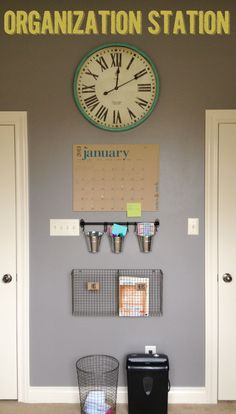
(0, 402, 236, 414)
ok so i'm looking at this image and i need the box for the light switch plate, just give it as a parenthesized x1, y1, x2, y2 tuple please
(50, 219, 80, 236)
(188, 218, 199, 235)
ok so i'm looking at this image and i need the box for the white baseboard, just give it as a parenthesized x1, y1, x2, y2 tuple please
(168, 387, 207, 404)
(26, 386, 207, 404)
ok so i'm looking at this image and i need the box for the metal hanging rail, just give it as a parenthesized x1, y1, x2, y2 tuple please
(80, 219, 160, 233)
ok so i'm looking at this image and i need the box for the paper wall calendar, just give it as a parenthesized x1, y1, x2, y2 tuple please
(73, 144, 159, 212)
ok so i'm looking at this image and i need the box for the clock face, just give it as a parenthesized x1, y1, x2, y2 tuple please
(73, 43, 160, 131)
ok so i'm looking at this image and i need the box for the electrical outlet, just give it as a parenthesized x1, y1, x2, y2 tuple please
(145, 345, 156, 354)
(50, 219, 80, 236)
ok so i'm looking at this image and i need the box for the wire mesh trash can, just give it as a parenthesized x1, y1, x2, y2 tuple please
(76, 355, 119, 414)
(126, 353, 169, 414)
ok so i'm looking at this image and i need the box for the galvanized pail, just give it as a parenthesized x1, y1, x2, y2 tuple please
(85, 231, 103, 253)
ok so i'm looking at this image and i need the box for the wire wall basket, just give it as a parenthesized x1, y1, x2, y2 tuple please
(72, 269, 163, 317)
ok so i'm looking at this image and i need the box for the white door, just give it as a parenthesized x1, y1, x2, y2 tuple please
(0, 125, 17, 399)
(218, 122, 236, 400)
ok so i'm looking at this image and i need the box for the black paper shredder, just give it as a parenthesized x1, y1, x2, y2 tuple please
(126, 353, 169, 414)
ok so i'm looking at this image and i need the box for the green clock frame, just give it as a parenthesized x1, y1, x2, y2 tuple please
(73, 43, 160, 132)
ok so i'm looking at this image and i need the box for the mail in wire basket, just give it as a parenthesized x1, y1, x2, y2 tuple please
(71, 269, 163, 317)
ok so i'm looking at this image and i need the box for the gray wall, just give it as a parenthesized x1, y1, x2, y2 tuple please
(0, 0, 236, 387)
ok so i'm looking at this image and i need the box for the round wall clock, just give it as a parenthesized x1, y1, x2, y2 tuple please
(73, 43, 160, 131)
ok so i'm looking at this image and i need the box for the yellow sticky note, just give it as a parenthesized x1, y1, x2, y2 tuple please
(127, 202, 142, 218)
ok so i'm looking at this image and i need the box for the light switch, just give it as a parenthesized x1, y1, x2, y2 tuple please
(188, 218, 199, 235)
(50, 219, 80, 236)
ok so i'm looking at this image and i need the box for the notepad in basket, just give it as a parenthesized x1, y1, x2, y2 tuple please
(119, 276, 149, 317)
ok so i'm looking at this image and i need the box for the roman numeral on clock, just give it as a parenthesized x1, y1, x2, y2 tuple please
(127, 108, 136, 120)
(96, 56, 108, 71)
(84, 69, 99, 80)
(136, 97, 149, 109)
(138, 83, 152, 92)
(110, 53, 122, 67)
(134, 69, 147, 79)
(81, 84, 96, 93)
(84, 94, 99, 111)
(113, 110, 122, 124)
(126, 57, 135, 70)
(95, 105, 108, 121)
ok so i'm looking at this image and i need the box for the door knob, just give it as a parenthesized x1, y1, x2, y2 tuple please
(2, 274, 12, 283)
(222, 273, 233, 283)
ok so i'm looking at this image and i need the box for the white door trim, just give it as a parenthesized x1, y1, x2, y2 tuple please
(205, 109, 236, 403)
(0, 112, 29, 401)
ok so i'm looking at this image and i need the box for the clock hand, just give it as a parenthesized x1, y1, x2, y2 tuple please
(104, 73, 138, 95)
(104, 87, 116, 95)
(115, 67, 120, 90)
(104, 68, 120, 95)
(115, 74, 138, 90)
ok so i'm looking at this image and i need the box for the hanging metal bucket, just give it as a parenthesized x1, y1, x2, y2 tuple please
(85, 231, 103, 253)
(108, 235, 125, 254)
(137, 234, 154, 253)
